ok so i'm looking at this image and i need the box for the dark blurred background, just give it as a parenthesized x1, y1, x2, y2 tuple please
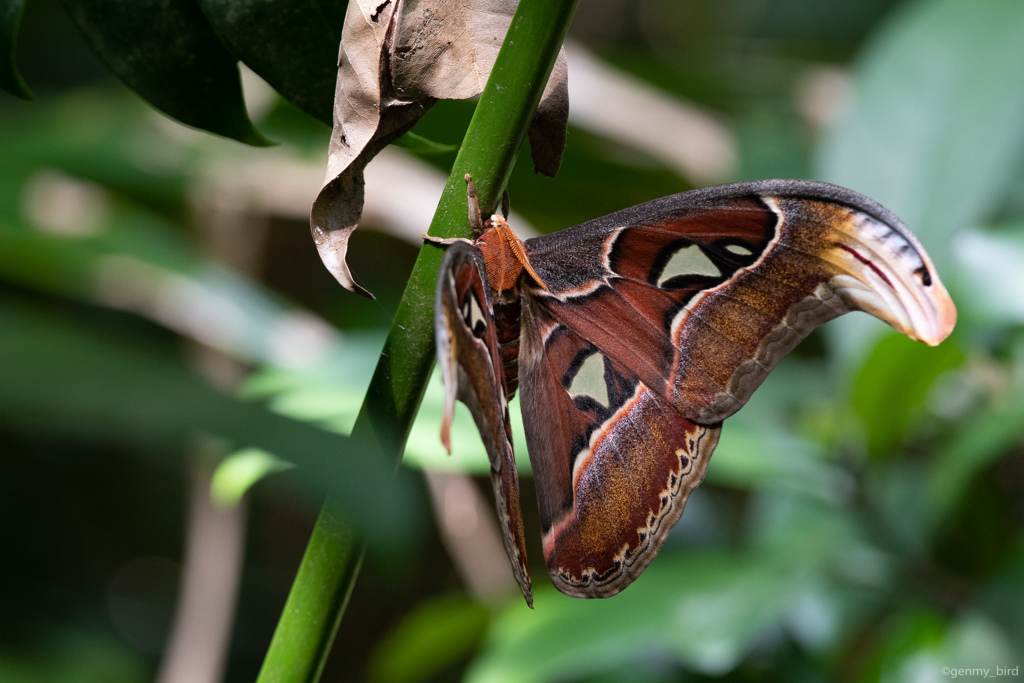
(2, 0, 1023, 681)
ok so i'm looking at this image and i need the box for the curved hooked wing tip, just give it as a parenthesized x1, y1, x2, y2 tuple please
(804, 197, 957, 347)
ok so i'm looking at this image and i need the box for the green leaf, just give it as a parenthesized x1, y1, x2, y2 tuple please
(240, 346, 379, 435)
(368, 594, 491, 683)
(244, 359, 530, 476)
(0, 628, 148, 683)
(977, 540, 1024, 647)
(210, 448, 294, 507)
(467, 552, 804, 683)
(924, 345, 1024, 530)
(195, 0, 342, 125)
(952, 225, 1024, 328)
(852, 332, 965, 457)
(817, 0, 1024, 261)
(857, 608, 947, 682)
(747, 495, 882, 589)
(59, 0, 270, 145)
(0, 179, 355, 373)
(0, 0, 32, 99)
(0, 299, 421, 546)
(710, 418, 845, 503)
(863, 609, 1017, 682)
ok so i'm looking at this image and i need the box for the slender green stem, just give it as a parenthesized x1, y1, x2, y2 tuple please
(256, 1, 579, 680)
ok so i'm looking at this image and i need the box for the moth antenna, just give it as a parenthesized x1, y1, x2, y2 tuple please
(503, 228, 550, 292)
(465, 174, 485, 236)
(501, 189, 511, 218)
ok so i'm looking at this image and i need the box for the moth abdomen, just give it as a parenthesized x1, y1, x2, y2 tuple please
(493, 295, 523, 397)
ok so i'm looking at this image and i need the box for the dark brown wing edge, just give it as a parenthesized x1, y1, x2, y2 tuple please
(435, 242, 533, 606)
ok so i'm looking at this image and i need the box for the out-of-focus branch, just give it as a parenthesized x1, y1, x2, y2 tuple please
(157, 456, 246, 683)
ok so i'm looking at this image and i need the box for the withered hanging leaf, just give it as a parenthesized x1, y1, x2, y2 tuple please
(311, 0, 569, 298)
(310, 0, 434, 299)
(529, 54, 568, 177)
(390, 0, 568, 175)
(392, 0, 519, 98)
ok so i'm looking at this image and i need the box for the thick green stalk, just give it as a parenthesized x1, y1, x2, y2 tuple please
(256, 1, 579, 681)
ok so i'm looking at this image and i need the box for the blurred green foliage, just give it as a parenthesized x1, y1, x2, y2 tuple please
(2, 0, 1022, 681)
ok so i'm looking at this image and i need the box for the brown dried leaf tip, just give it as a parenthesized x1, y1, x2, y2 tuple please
(311, 0, 569, 298)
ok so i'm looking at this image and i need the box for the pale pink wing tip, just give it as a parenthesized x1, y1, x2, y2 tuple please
(921, 283, 958, 346)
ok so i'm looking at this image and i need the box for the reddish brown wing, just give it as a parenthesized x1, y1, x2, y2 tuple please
(518, 296, 720, 597)
(518, 180, 955, 597)
(524, 180, 956, 425)
(435, 242, 532, 606)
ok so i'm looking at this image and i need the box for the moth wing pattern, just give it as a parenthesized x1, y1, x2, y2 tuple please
(516, 179, 955, 597)
(432, 179, 956, 603)
(435, 242, 532, 606)
(523, 180, 956, 425)
(517, 294, 720, 597)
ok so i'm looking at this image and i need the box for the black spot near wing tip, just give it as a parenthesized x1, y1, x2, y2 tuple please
(916, 265, 933, 287)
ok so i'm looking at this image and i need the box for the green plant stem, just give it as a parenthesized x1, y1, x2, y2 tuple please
(256, 1, 579, 681)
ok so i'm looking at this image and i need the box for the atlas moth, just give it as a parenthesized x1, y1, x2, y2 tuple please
(427, 175, 956, 606)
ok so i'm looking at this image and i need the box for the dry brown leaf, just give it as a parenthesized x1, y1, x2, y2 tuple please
(529, 54, 568, 177)
(392, 0, 568, 175)
(311, 0, 569, 298)
(310, 0, 433, 299)
(391, 0, 511, 100)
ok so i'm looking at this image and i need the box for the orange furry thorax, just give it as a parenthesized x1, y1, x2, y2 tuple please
(477, 215, 549, 294)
